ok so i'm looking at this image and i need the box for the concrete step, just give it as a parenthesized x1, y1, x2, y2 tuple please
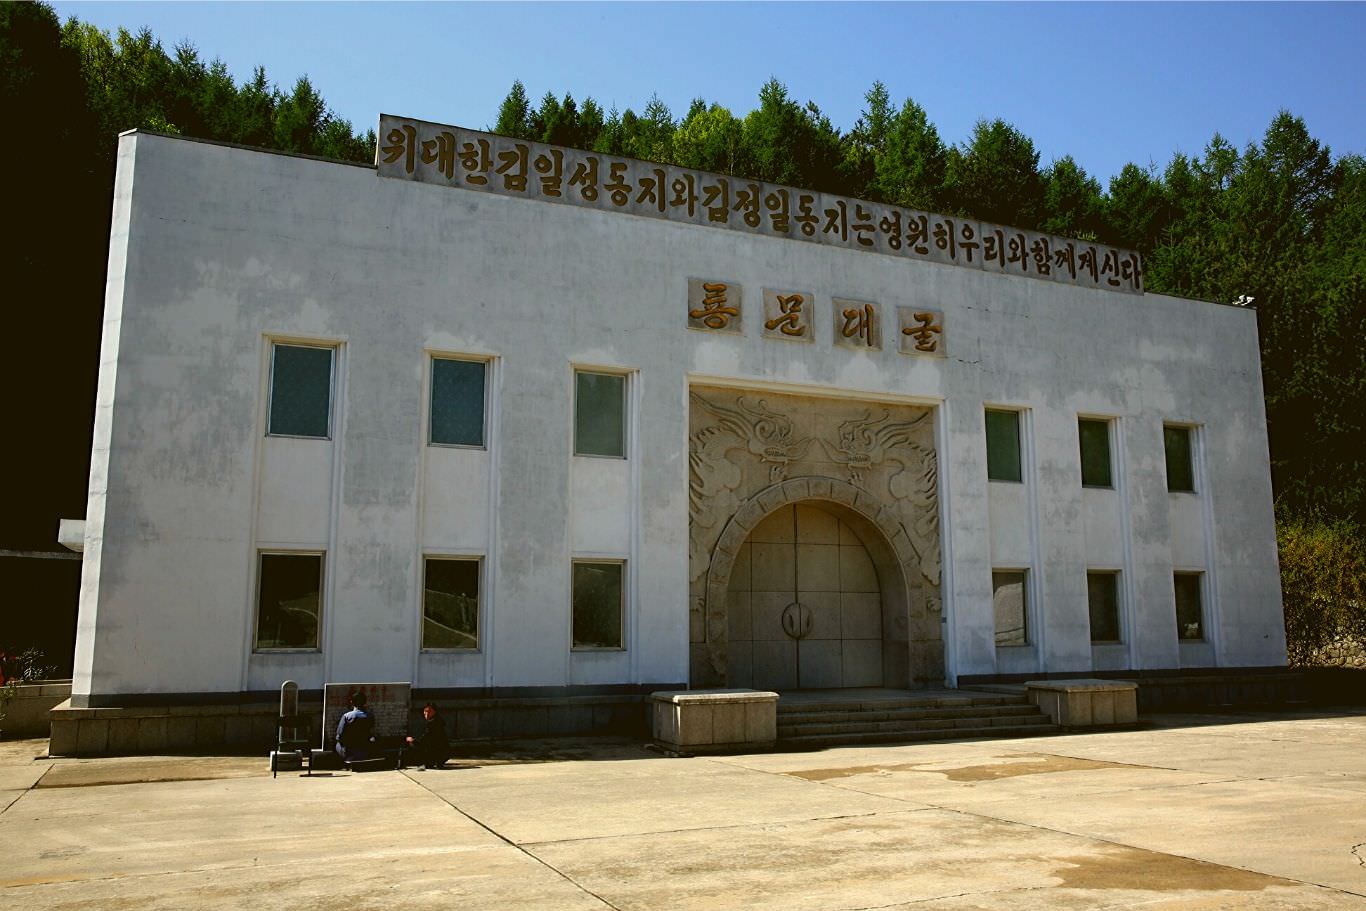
(959, 684, 1030, 696)
(777, 693, 1029, 714)
(779, 713, 1053, 737)
(778, 703, 1042, 727)
(779, 721, 1059, 749)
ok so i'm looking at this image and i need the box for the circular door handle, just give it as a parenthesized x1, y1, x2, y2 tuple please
(781, 602, 813, 640)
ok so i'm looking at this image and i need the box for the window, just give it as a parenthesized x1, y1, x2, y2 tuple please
(1164, 425, 1195, 492)
(992, 570, 1028, 646)
(268, 343, 334, 438)
(572, 561, 624, 649)
(574, 371, 626, 458)
(1087, 572, 1121, 643)
(430, 357, 486, 447)
(985, 409, 1022, 482)
(256, 553, 323, 649)
(1174, 572, 1204, 641)
(1078, 418, 1113, 488)
(422, 557, 479, 649)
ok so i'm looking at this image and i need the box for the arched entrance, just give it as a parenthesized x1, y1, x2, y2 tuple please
(699, 476, 934, 690)
(726, 502, 886, 689)
(688, 387, 943, 690)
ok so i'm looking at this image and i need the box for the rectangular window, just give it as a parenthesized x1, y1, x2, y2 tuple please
(268, 343, 334, 438)
(1164, 425, 1195, 492)
(430, 358, 487, 447)
(572, 561, 624, 649)
(1174, 572, 1204, 641)
(992, 570, 1028, 646)
(985, 409, 1022, 482)
(256, 552, 323, 649)
(574, 371, 626, 458)
(1078, 418, 1113, 488)
(422, 557, 480, 649)
(1087, 571, 1121, 643)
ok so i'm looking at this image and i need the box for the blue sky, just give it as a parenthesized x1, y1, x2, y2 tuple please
(50, 1, 1366, 184)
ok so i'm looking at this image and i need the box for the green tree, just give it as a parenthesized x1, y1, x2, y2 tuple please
(1040, 155, 1105, 239)
(743, 79, 809, 186)
(625, 94, 675, 162)
(493, 79, 532, 139)
(272, 75, 326, 153)
(875, 96, 947, 211)
(943, 118, 1046, 229)
(1103, 162, 1168, 251)
(672, 99, 746, 174)
(529, 90, 560, 144)
(742, 79, 848, 194)
(841, 81, 892, 199)
(578, 96, 605, 150)
(593, 105, 626, 156)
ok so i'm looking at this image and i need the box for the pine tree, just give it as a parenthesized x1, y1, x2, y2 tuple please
(493, 79, 532, 139)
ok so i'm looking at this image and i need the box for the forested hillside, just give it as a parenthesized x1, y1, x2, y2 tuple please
(2, 3, 1361, 666)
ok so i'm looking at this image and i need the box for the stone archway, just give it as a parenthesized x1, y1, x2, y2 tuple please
(725, 501, 887, 689)
(701, 476, 933, 689)
(688, 386, 943, 690)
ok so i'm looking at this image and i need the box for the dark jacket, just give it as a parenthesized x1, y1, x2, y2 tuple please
(408, 714, 449, 765)
(335, 707, 375, 761)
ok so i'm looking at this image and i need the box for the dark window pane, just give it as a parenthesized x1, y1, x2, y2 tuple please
(430, 359, 486, 446)
(575, 372, 626, 457)
(573, 562, 623, 648)
(985, 410, 1022, 482)
(256, 553, 322, 649)
(1174, 573, 1204, 640)
(269, 344, 333, 437)
(1079, 419, 1113, 488)
(1164, 426, 1195, 492)
(1088, 572, 1121, 642)
(992, 570, 1028, 646)
(423, 558, 479, 649)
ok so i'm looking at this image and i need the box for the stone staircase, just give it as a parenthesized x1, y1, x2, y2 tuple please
(776, 689, 1056, 748)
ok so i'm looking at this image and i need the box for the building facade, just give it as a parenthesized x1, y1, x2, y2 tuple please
(69, 120, 1286, 713)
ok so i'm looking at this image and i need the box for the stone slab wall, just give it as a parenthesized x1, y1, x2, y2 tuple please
(1, 681, 72, 737)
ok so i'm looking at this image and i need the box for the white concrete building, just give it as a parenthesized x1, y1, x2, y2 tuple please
(67, 118, 1287, 733)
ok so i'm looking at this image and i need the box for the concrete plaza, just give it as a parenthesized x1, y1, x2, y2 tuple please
(2, 709, 1364, 910)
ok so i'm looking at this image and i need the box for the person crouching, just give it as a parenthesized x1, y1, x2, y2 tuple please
(335, 690, 376, 762)
(400, 702, 450, 770)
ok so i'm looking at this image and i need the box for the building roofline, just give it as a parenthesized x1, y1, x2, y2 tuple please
(119, 127, 377, 171)
(117, 128, 1251, 314)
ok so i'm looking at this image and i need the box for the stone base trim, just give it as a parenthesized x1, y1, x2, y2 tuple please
(959, 667, 1305, 711)
(1025, 679, 1138, 729)
(650, 689, 778, 753)
(48, 691, 654, 756)
(48, 698, 292, 756)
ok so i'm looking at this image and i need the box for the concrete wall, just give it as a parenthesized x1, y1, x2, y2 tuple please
(72, 132, 1285, 702)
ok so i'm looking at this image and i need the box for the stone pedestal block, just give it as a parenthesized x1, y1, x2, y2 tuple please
(650, 689, 779, 753)
(1026, 679, 1139, 729)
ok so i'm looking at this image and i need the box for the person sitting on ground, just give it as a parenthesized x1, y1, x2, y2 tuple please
(400, 702, 450, 769)
(335, 690, 376, 763)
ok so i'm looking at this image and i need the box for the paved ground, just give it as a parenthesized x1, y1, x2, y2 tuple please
(2, 709, 1365, 910)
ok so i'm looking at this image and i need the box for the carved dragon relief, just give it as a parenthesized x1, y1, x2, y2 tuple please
(688, 423, 745, 581)
(820, 409, 941, 584)
(688, 394, 814, 583)
(691, 394, 814, 482)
